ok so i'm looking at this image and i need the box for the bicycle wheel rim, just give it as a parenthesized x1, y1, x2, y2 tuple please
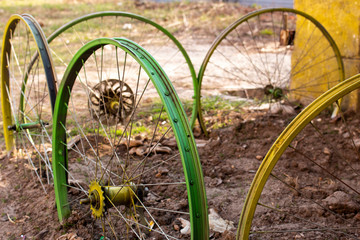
(197, 8, 345, 135)
(1, 14, 57, 189)
(52, 37, 208, 239)
(47, 11, 199, 129)
(238, 73, 360, 239)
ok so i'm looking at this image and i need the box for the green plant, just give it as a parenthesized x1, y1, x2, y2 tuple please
(201, 96, 246, 112)
(260, 28, 274, 35)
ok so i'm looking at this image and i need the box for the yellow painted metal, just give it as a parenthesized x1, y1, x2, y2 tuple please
(110, 101, 119, 113)
(1, 14, 57, 154)
(88, 182, 135, 218)
(295, 0, 360, 59)
(103, 184, 136, 206)
(237, 73, 360, 239)
(1, 15, 21, 152)
(89, 181, 105, 218)
(292, 0, 359, 107)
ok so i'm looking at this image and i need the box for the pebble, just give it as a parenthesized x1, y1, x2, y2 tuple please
(323, 147, 331, 155)
(322, 191, 360, 214)
(173, 224, 180, 231)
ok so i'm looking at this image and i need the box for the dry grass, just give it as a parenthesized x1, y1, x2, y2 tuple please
(0, 0, 255, 41)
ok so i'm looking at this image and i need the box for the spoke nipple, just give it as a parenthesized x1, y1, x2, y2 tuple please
(7, 125, 16, 131)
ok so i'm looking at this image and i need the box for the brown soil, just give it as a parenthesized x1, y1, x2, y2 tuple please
(2, 109, 360, 239)
(0, 109, 291, 239)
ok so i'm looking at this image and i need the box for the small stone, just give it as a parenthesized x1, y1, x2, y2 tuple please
(121, 139, 143, 148)
(135, 146, 147, 156)
(256, 155, 263, 160)
(173, 224, 180, 231)
(294, 233, 305, 239)
(156, 167, 169, 178)
(343, 132, 350, 138)
(129, 147, 137, 155)
(208, 208, 235, 233)
(269, 102, 295, 115)
(323, 191, 360, 214)
(161, 138, 178, 147)
(195, 139, 209, 148)
(323, 147, 331, 155)
(152, 145, 172, 154)
(177, 217, 191, 235)
(353, 138, 360, 149)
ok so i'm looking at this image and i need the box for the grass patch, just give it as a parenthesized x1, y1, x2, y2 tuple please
(201, 96, 247, 113)
(260, 28, 274, 35)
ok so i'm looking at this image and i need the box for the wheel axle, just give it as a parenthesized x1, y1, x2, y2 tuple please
(8, 120, 49, 131)
(81, 181, 137, 219)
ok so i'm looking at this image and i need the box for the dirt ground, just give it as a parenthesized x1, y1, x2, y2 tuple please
(0, 107, 291, 239)
(2, 106, 360, 239)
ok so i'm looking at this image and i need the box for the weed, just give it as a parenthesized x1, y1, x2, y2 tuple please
(132, 125, 151, 135)
(213, 122, 227, 129)
(201, 96, 246, 113)
(251, 3, 262, 9)
(260, 28, 274, 35)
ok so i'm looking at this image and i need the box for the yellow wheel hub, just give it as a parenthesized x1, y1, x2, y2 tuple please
(89, 181, 105, 219)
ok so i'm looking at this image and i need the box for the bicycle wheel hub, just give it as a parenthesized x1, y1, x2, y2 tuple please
(87, 181, 105, 218)
(89, 79, 135, 125)
(82, 181, 138, 218)
(264, 85, 284, 100)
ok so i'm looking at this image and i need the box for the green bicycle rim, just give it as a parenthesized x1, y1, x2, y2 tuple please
(197, 8, 345, 136)
(47, 11, 199, 129)
(52, 37, 208, 239)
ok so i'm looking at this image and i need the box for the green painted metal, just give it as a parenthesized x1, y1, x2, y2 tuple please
(237, 73, 360, 239)
(52, 37, 209, 239)
(1, 14, 57, 153)
(8, 120, 46, 132)
(47, 11, 199, 129)
(196, 8, 345, 136)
